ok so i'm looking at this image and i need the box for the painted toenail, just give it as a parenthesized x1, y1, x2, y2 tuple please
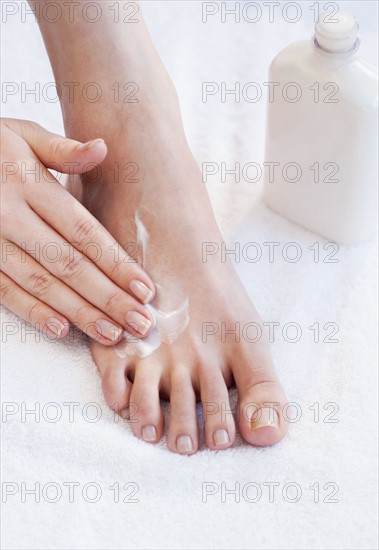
(129, 280, 154, 304)
(141, 425, 157, 442)
(213, 429, 230, 446)
(176, 435, 193, 454)
(126, 311, 152, 335)
(95, 319, 123, 342)
(251, 407, 279, 431)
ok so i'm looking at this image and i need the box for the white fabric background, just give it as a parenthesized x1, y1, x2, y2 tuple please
(1, 1, 378, 549)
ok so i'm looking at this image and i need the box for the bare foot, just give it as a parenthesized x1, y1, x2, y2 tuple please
(76, 101, 289, 454)
(42, 4, 289, 453)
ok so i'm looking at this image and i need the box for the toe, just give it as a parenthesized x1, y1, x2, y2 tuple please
(90, 341, 132, 413)
(167, 366, 199, 455)
(129, 359, 164, 444)
(233, 345, 289, 447)
(200, 369, 235, 450)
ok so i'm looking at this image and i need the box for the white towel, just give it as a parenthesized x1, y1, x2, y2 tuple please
(1, 2, 378, 548)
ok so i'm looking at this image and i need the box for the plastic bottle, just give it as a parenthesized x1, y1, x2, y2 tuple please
(263, 12, 378, 244)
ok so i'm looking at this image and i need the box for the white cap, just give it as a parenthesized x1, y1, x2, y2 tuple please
(315, 12, 359, 53)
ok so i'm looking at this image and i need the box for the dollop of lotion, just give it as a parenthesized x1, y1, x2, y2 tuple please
(115, 211, 190, 359)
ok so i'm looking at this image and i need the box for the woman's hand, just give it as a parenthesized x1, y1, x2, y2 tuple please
(0, 118, 155, 345)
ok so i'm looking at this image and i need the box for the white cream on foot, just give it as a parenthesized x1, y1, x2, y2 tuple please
(115, 209, 190, 359)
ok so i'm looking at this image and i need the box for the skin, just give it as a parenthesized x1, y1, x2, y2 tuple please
(0, 119, 156, 342)
(19, 0, 290, 453)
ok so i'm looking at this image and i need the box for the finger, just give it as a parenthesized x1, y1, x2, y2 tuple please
(3, 119, 155, 303)
(4, 209, 154, 338)
(4, 118, 107, 173)
(0, 271, 69, 339)
(25, 172, 155, 305)
(1, 239, 124, 346)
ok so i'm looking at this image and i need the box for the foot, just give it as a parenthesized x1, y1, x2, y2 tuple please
(76, 97, 289, 453)
(59, 10, 288, 452)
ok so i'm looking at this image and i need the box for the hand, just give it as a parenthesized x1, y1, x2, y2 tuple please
(0, 119, 155, 345)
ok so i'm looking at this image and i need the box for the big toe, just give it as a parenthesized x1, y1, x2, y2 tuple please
(233, 347, 289, 446)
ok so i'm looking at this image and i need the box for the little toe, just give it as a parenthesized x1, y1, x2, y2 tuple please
(167, 366, 199, 455)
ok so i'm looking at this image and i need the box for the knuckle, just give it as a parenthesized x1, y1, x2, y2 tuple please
(134, 401, 151, 419)
(27, 301, 45, 324)
(0, 118, 12, 133)
(104, 291, 123, 314)
(73, 303, 94, 327)
(73, 217, 99, 248)
(0, 280, 15, 302)
(19, 119, 40, 136)
(58, 251, 84, 279)
(28, 271, 55, 297)
(23, 119, 40, 131)
(20, 120, 41, 142)
(108, 259, 124, 281)
(48, 136, 68, 159)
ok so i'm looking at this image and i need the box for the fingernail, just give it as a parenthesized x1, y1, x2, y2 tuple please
(77, 138, 105, 152)
(95, 319, 123, 342)
(251, 407, 279, 431)
(176, 435, 193, 454)
(45, 317, 67, 337)
(129, 280, 154, 304)
(126, 311, 152, 336)
(213, 429, 230, 446)
(142, 425, 157, 442)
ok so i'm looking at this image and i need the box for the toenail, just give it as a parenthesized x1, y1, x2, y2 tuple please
(213, 429, 230, 446)
(95, 319, 123, 342)
(176, 435, 193, 454)
(141, 425, 157, 442)
(251, 407, 279, 431)
(126, 311, 152, 335)
(129, 280, 154, 304)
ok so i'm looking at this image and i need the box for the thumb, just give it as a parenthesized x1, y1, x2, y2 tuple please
(10, 119, 107, 174)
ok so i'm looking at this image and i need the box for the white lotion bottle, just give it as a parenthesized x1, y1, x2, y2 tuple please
(263, 12, 378, 244)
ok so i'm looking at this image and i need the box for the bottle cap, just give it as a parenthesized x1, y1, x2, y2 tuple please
(315, 12, 359, 53)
